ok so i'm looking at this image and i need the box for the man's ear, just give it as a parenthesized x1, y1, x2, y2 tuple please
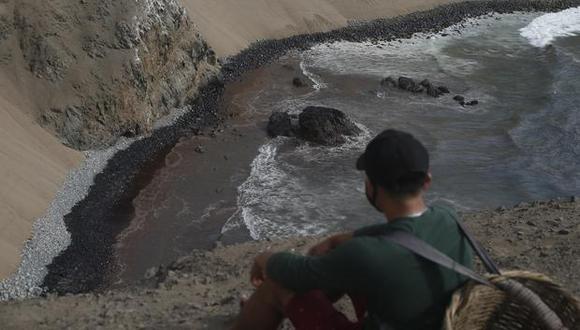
(423, 172, 433, 191)
(364, 175, 373, 193)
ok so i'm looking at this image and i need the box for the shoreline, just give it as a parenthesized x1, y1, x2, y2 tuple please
(2, 0, 580, 300)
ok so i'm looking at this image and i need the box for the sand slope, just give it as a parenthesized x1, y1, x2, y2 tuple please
(0, 0, 220, 281)
(178, 0, 465, 56)
(0, 74, 82, 279)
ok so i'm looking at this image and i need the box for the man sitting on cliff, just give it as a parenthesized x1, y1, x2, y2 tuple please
(233, 129, 474, 330)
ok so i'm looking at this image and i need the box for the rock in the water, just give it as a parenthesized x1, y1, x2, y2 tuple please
(398, 77, 417, 91)
(438, 86, 450, 94)
(453, 95, 465, 102)
(292, 77, 307, 88)
(298, 106, 361, 146)
(465, 100, 479, 106)
(380, 76, 398, 88)
(426, 85, 443, 97)
(410, 85, 424, 93)
(384, 76, 450, 98)
(267, 112, 295, 138)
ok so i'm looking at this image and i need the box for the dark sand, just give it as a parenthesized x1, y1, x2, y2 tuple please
(113, 59, 314, 285)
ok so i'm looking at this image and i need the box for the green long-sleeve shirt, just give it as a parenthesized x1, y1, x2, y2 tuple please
(266, 205, 474, 330)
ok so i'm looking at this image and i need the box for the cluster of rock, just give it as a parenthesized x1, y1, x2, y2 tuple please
(0, 0, 220, 150)
(267, 106, 362, 146)
(381, 76, 479, 107)
(453, 95, 479, 107)
(381, 76, 451, 98)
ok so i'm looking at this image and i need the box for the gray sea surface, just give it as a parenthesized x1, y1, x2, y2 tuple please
(224, 12, 580, 239)
(114, 11, 580, 282)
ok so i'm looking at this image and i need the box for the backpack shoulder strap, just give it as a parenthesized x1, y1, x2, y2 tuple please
(381, 230, 492, 286)
(454, 219, 501, 275)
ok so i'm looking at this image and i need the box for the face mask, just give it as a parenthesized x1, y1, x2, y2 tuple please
(366, 182, 383, 213)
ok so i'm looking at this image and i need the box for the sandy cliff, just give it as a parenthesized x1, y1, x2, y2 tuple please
(0, 0, 219, 279)
(0, 79, 82, 279)
(178, 0, 465, 56)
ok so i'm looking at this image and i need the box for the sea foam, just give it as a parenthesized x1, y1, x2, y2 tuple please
(520, 7, 580, 47)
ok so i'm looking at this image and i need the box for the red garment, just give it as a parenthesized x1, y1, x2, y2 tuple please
(284, 290, 367, 330)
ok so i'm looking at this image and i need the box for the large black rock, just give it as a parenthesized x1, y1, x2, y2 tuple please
(267, 112, 296, 138)
(267, 106, 361, 146)
(298, 106, 362, 146)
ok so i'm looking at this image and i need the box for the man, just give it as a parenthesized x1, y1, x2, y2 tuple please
(233, 129, 474, 330)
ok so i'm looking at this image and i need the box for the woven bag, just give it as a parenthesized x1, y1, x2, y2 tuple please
(444, 271, 580, 330)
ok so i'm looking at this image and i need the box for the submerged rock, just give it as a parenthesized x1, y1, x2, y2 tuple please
(380, 76, 398, 88)
(267, 106, 361, 146)
(383, 76, 450, 98)
(453, 95, 465, 102)
(292, 77, 307, 87)
(267, 112, 296, 138)
(420, 79, 432, 87)
(398, 76, 417, 91)
(426, 85, 443, 98)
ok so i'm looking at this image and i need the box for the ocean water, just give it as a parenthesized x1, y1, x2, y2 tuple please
(222, 10, 580, 240)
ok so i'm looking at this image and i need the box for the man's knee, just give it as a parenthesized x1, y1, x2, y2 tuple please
(255, 279, 295, 311)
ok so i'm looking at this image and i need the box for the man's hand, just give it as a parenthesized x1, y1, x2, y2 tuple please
(308, 232, 353, 256)
(250, 252, 273, 288)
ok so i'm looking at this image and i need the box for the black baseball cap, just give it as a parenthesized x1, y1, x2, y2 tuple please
(356, 129, 429, 189)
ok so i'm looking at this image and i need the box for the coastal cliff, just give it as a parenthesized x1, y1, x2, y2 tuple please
(0, 0, 219, 280)
(2, 0, 219, 150)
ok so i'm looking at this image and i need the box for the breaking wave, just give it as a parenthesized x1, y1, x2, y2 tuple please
(520, 7, 580, 47)
(223, 124, 371, 240)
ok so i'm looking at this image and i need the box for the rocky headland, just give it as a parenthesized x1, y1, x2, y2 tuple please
(2, 0, 219, 150)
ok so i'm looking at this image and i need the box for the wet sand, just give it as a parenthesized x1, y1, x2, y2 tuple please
(114, 59, 313, 285)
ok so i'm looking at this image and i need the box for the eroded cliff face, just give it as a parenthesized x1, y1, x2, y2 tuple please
(0, 0, 219, 150)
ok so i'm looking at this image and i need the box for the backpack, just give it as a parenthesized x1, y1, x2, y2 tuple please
(381, 220, 580, 330)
